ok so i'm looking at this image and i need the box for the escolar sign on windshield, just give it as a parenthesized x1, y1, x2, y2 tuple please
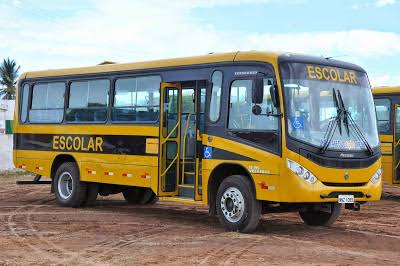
(306, 65, 358, 84)
(280, 62, 368, 87)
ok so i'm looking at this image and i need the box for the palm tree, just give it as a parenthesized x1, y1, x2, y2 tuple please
(0, 58, 21, 100)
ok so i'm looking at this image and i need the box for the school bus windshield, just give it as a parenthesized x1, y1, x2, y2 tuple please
(280, 62, 379, 151)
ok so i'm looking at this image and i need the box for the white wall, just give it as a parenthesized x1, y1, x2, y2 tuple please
(0, 100, 15, 120)
(0, 134, 14, 170)
(0, 100, 15, 170)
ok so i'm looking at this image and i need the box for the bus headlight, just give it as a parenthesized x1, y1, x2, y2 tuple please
(286, 159, 317, 184)
(370, 168, 382, 184)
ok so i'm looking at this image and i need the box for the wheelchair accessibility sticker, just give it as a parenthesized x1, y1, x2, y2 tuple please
(204, 146, 213, 159)
(291, 116, 304, 130)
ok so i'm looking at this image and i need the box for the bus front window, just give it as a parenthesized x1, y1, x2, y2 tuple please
(281, 63, 379, 152)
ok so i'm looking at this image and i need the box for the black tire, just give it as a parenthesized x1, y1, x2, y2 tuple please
(53, 162, 87, 208)
(299, 203, 341, 226)
(122, 187, 142, 204)
(123, 187, 157, 205)
(216, 175, 261, 233)
(145, 192, 159, 205)
(138, 188, 158, 204)
(82, 183, 99, 207)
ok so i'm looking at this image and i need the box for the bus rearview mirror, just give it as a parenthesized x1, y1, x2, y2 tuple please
(252, 105, 262, 115)
(270, 84, 280, 108)
(252, 77, 264, 104)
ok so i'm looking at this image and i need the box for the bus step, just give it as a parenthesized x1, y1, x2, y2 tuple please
(178, 185, 194, 198)
(16, 180, 52, 185)
(16, 175, 51, 185)
(184, 173, 195, 184)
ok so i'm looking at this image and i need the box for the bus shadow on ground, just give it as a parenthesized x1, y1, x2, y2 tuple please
(88, 199, 338, 236)
(382, 192, 400, 202)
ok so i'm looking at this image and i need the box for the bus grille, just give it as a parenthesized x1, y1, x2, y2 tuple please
(322, 182, 367, 187)
(322, 191, 365, 199)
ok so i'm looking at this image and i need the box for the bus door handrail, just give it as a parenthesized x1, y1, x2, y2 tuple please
(395, 139, 400, 170)
(160, 115, 181, 178)
(161, 153, 179, 177)
(181, 113, 193, 184)
(161, 119, 180, 145)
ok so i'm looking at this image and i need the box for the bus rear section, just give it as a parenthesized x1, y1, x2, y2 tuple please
(13, 51, 382, 233)
(373, 86, 400, 186)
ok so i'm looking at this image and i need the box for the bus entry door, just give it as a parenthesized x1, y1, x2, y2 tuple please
(394, 104, 400, 184)
(158, 83, 182, 196)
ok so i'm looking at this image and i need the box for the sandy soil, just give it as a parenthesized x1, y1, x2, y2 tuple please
(1, 173, 400, 265)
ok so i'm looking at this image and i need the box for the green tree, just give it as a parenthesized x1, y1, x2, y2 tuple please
(0, 58, 21, 100)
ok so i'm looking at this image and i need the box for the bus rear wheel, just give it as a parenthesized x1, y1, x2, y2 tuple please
(82, 183, 99, 207)
(216, 175, 261, 233)
(54, 162, 87, 208)
(299, 203, 341, 226)
(123, 187, 158, 204)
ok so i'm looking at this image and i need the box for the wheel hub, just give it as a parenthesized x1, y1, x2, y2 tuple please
(220, 187, 245, 223)
(58, 172, 73, 200)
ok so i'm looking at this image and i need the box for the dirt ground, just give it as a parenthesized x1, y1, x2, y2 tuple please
(1, 172, 400, 265)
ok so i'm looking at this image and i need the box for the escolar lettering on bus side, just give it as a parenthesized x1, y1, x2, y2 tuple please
(52, 135, 103, 152)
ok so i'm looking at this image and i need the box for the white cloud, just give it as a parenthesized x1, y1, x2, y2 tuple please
(1, 0, 399, 86)
(370, 73, 400, 87)
(352, 0, 397, 9)
(375, 0, 396, 7)
(244, 30, 400, 59)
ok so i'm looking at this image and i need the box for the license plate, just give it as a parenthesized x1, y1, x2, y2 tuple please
(338, 195, 354, 204)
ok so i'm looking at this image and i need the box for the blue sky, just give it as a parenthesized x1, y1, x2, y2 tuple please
(0, 0, 399, 86)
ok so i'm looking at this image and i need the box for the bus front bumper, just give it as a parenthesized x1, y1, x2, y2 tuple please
(256, 169, 382, 203)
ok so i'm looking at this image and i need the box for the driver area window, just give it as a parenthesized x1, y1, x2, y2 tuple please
(227, 78, 279, 152)
(228, 79, 278, 131)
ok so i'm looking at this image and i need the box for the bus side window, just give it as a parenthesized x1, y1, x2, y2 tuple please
(66, 79, 109, 123)
(112, 75, 161, 122)
(29, 82, 65, 123)
(20, 84, 29, 123)
(374, 98, 391, 134)
(209, 71, 223, 122)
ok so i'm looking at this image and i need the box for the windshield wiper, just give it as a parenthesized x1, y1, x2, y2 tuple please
(336, 91, 350, 136)
(337, 91, 374, 155)
(320, 89, 343, 153)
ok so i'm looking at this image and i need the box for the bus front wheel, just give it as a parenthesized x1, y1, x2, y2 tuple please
(216, 175, 261, 233)
(299, 203, 341, 226)
(54, 162, 88, 208)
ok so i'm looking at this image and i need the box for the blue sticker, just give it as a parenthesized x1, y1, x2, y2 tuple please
(291, 116, 304, 130)
(204, 146, 213, 159)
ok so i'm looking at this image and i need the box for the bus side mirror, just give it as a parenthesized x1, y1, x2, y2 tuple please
(269, 81, 280, 108)
(252, 77, 264, 104)
(252, 105, 262, 115)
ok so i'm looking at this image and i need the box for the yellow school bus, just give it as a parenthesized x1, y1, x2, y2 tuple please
(372, 86, 400, 186)
(14, 51, 382, 232)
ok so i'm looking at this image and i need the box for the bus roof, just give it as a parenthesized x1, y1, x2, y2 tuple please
(20, 51, 366, 80)
(372, 86, 400, 95)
